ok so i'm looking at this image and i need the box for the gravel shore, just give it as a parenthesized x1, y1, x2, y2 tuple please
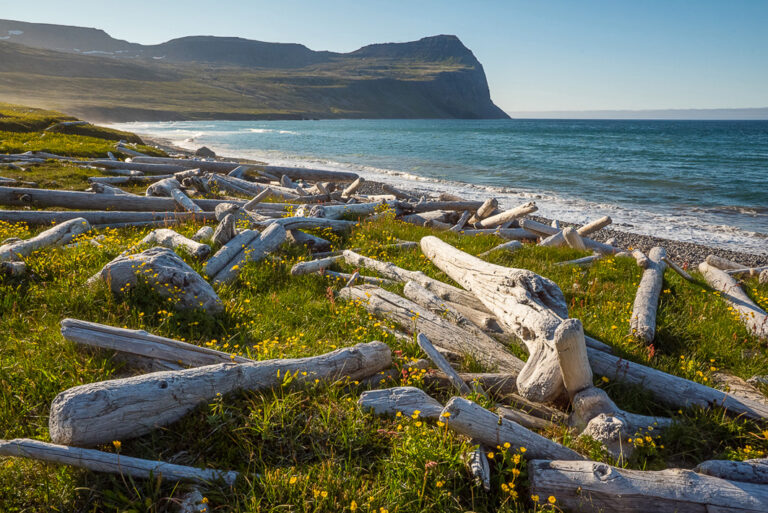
(141, 137, 767, 268)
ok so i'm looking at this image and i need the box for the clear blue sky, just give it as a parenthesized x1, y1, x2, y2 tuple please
(3, 0, 767, 112)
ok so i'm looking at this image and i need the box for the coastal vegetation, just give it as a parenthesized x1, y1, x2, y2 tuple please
(0, 107, 767, 511)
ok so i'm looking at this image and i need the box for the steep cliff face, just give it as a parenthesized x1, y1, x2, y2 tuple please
(0, 20, 508, 121)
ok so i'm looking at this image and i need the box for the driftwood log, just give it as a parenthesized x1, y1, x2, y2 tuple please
(478, 240, 523, 257)
(211, 223, 286, 284)
(358, 386, 444, 420)
(291, 255, 343, 276)
(420, 236, 581, 403)
(0, 217, 91, 262)
(0, 439, 238, 485)
(49, 341, 391, 446)
(212, 214, 237, 246)
(417, 333, 473, 395)
(339, 285, 524, 373)
(203, 230, 259, 278)
(629, 246, 667, 342)
(468, 445, 492, 492)
(473, 201, 537, 229)
(694, 458, 768, 485)
(0, 210, 214, 226)
(699, 261, 768, 340)
(468, 198, 498, 224)
(61, 319, 250, 368)
(440, 397, 584, 460)
(140, 229, 211, 260)
(529, 459, 768, 513)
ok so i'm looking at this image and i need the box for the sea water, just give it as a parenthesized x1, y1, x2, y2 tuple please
(112, 119, 768, 254)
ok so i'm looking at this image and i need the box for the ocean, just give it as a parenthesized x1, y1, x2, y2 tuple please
(110, 119, 768, 255)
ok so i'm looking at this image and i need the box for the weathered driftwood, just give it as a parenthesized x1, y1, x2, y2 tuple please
(662, 256, 694, 281)
(291, 255, 343, 276)
(358, 386, 443, 420)
(0, 217, 91, 262)
(287, 230, 331, 252)
(0, 186, 240, 212)
(468, 444, 492, 492)
(711, 372, 768, 405)
(140, 229, 211, 260)
(557, 253, 602, 267)
(421, 236, 579, 403)
(89, 160, 187, 175)
(0, 439, 238, 485)
(577, 215, 612, 235)
(441, 397, 584, 460)
(468, 198, 498, 224)
(90, 247, 222, 314)
(694, 459, 768, 485)
(341, 177, 365, 198)
(629, 247, 667, 342)
(339, 285, 523, 373)
(1, 260, 26, 277)
(381, 183, 417, 201)
(145, 177, 203, 214)
(212, 224, 286, 284)
(403, 281, 525, 353)
(342, 250, 489, 313)
(587, 347, 768, 420)
(0, 210, 213, 226)
(520, 219, 620, 255)
(706, 254, 746, 271)
(49, 341, 390, 446)
(473, 201, 537, 229)
(203, 230, 260, 278)
(562, 226, 587, 250)
(423, 372, 519, 399)
(262, 217, 355, 232)
(192, 225, 214, 242)
(699, 261, 767, 340)
(478, 240, 523, 257)
(449, 210, 472, 232)
(496, 406, 555, 431)
(726, 265, 768, 277)
(401, 210, 453, 227)
(323, 270, 395, 286)
(417, 333, 472, 395)
(115, 143, 149, 158)
(243, 188, 272, 210)
(61, 319, 250, 368)
(212, 214, 237, 246)
(529, 459, 768, 513)
(89, 182, 137, 196)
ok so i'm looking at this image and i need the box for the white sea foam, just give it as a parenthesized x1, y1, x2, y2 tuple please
(117, 124, 767, 256)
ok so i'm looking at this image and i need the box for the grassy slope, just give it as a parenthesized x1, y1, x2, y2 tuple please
(0, 118, 767, 511)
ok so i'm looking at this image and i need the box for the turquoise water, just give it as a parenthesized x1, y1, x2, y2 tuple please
(114, 119, 768, 253)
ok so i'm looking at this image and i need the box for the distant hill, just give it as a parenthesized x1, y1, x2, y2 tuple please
(0, 19, 508, 121)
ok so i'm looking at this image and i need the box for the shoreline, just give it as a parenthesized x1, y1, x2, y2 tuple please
(142, 134, 767, 268)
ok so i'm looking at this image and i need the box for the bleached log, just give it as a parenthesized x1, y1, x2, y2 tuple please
(291, 255, 343, 276)
(557, 253, 602, 267)
(203, 230, 259, 278)
(339, 285, 524, 373)
(468, 445, 492, 492)
(49, 341, 390, 446)
(212, 214, 237, 246)
(0, 439, 238, 485)
(473, 201, 537, 229)
(342, 250, 489, 313)
(358, 386, 443, 420)
(440, 397, 584, 460)
(171, 188, 204, 213)
(403, 281, 525, 353)
(341, 177, 365, 198)
(0, 187, 237, 212)
(381, 183, 417, 201)
(660, 256, 693, 281)
(207, 174, 256, 197)
(423, 372, 519, 399)
(89, 183, 137, 196)
(0, 217, 91, 262)
(577, 215, 612, 235)
(310, 202, 381, 220)
(286, 230, 331, 252)
(468, 198, 498, 224)
(699, 262, 768, 340)
(479, 240, 523, 257)
(192, 225, 214, 242)
(587, 347, 768, 420)
(520, 219, 621, 255)
(694, 459, 768, 485)
(140, 228, 211, 260)
(115, 143, 149, 158)
(280, 175, 296, 189)
(89, 160, 186, 175)
(227, 165, 250, 179)
(630, 247, 667, 342)
(243, 188, 272, 211)
(726, 266, 768, 277)
(706, 254, 746, 271)
(449, 210, 472, 232)
(420, 236, 578, 402)
(711, 372, 768, 405)
(401, 210, 453, 227)
(554, 319, 593, 398)
(497, 406, 554, 431)
(1, 260, 26, 277)
(61, 319, 250, 367)
(759, 269, 767, 284)
(417, 333, 471, 395)
(562, 227, 587, 250)
(144, 177, 182, 197)
(529, 459, 768, 513)
(323, 270, 395, 286)
(212, 224, 286, 284)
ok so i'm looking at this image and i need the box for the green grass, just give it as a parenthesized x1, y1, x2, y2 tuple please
(0, 212, 766, 512)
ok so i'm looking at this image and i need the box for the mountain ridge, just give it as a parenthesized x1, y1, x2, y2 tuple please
(0, 19, 507, 121)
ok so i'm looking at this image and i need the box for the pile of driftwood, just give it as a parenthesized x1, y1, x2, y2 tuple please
(2, 149, 768, 511)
